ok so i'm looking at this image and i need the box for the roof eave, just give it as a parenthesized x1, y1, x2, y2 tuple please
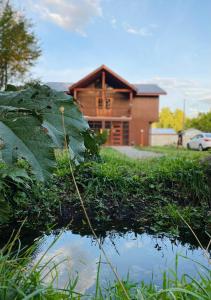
(68, 65, 137, 93)
(136, 91, 167, 96)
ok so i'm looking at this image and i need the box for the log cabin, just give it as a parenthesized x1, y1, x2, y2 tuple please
(68, 65, 166, 146)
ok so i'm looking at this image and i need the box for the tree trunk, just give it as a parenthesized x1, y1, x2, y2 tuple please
(0, 64, 4, 90)
(4, 62, 8, 90)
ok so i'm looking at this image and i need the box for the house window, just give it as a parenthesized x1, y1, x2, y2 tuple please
(105, 121, 112, 129)
(105, 98, 111, 109)
(88, 121, 102, 132)
(96, 97, 113, 114)
(98, 98, 103, 109)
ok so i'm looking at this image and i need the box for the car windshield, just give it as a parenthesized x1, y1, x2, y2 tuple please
(205, 133, 211, 138)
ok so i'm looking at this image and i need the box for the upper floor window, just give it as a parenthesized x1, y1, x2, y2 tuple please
(96, 97, 113, 115)
(105, 98, 111, 109)
(98, 98, 103, 109)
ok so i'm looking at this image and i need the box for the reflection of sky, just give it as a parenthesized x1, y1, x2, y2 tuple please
(34, 231, 210, 294)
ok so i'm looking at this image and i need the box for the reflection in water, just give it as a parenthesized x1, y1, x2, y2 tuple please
(34, 231, 209, 294)
(34, 238, 97, 293)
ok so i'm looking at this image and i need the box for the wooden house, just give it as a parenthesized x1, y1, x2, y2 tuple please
(68, 65, 166, 146)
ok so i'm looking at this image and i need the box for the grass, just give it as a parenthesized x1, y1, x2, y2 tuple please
(1, 146, 210, 241)
(136, 145, 211, 159)
(0, 230, 210, 299)
(0, 147, 210, 299)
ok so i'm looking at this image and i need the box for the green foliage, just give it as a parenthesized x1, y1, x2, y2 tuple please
(51, 148, 210, 236)
(0, 2, 41, 89)
(154, 107, 185, 132)
(152, 203, 205, 234)
(186, 111, 211, 132)
(95, 130, 109, 146)
(1, 147, 210, 237)
(0, 84, 93, 180)
(0, 84, 99, 225)
(0, 231, 83, 299)
(0, 163, 31, 224)
(139, 145, 211, 160)
(104, 256, 211, 299)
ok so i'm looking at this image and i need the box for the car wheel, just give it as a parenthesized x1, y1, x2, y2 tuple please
(198, 144, 203, 151)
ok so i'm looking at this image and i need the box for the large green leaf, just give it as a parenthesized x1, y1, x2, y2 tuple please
(0, 84, 92, 180)
(0, 116, 55, 181)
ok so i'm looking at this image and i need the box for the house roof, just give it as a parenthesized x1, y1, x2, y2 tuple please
(150, 128, 177, 135)
(46, 65, 166, 96)
(69, 65, 137, 93)
(134, 84, 166, 95)
(46, 82, 72, 91)
(68, 65, 166, 96)
(183, 128, 202, 135)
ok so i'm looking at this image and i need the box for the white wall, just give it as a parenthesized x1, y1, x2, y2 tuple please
(150, 134, 178, 146)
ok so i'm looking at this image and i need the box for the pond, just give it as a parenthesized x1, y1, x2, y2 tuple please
(34, 230, 210, 294)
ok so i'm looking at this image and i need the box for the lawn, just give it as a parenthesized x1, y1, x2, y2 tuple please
(136, 145, 211, 159)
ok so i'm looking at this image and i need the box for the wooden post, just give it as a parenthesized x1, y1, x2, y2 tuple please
(102, 71, 106, 91)
(129, 91, 133, 107)
(128, 91, 133, 116)
(102, 71, 106, 111)
(140, 129, 144, 146)
(73, 89, 77, 99)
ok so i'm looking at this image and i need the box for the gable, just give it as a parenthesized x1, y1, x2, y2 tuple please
(69, 65, 137, 94)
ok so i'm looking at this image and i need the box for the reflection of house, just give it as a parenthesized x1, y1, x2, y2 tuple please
(183, 128, 203, 145)
(149, 128, 177, 146)
(67, 65, 166, 146)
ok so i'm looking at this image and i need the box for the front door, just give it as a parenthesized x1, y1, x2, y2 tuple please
(111, 122, 123, 145)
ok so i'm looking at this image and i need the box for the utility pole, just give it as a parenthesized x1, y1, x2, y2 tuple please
(182, 98, 186, 131)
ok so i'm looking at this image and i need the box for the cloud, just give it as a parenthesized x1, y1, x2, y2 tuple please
(123, 23, 153, 37)
(124, 240, 143, 249)
(150, 76, 211, 104)
(29, 0, 102, 36)
(34, 241, 97, 293)
(110, 17, 117, 28)
(144, 76, 211, 116)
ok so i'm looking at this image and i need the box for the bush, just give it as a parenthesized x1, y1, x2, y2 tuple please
(1, 149, 210, 239)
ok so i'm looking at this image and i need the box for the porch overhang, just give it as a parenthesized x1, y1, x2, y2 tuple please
(84, 116, 132, 121)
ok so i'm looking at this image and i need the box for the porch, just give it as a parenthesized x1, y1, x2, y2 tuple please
(86, 118, 130, 146)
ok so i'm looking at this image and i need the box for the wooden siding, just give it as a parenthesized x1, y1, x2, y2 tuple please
(77, 90, 130, 118)
(69, 66, 164, 146)
(130, 96, 159, 146)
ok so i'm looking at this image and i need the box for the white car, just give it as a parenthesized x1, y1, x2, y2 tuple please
(187, 133, 211, 151)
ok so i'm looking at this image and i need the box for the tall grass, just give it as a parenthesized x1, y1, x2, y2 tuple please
(0, 230, 210, 299)
(0, 228, 83, 299)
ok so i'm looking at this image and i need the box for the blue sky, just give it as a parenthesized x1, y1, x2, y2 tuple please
(13, 0, 211, 116)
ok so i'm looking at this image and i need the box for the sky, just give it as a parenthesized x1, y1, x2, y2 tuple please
(12, 0, 211, 116)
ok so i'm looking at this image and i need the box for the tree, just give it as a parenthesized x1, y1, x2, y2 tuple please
(154, 107, 185, 132)
(185, 111, 211, 132)
(173, 109, 184, 132)
(0, 1, 41, 90)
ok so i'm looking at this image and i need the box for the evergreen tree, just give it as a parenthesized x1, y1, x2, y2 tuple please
(0, 1, 41, 90)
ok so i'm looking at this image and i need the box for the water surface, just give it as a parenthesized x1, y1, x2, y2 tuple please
(34, 231, 209, 294)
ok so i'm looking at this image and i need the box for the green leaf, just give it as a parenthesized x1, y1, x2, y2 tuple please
(0, 194, 11, 225)
(0, 85, 93, 180)
(0, 116, 55, 181)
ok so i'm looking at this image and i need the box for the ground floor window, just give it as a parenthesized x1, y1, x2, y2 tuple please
(88, 121, 102, 132)
(123, 122, 129, 145)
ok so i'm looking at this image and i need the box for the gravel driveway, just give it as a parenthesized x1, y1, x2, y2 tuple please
(111, 146, 162, 159)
